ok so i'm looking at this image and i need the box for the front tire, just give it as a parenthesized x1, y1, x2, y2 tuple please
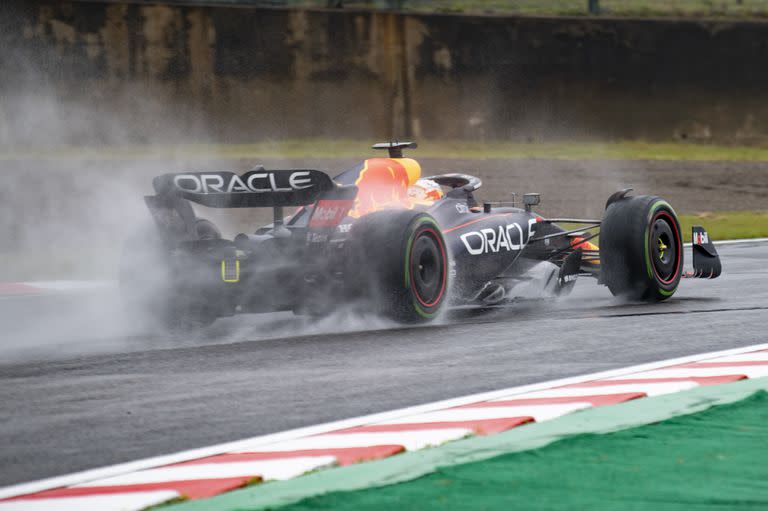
(600, 195, 683, 301)
(348, 210, 449, 323)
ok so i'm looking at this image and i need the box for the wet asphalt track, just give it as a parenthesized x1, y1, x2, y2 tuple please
(0, 242, 766, 487)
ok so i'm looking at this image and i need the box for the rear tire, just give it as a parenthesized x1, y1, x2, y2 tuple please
(600, 195, 683, 301)
(347, 210, 449, 323)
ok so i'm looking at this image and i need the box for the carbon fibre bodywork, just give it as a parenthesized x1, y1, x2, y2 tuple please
(142, 161, 580, 320)
(133, 143, 718, 325)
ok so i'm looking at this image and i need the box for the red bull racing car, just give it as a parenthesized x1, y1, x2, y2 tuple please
(121, 141, 722, 329)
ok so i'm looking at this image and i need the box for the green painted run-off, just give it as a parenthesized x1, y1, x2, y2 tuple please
(166, 377, 768, 511)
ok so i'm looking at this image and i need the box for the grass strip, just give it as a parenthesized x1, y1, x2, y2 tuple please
(679, 211, 768, 242)
(343, 0, 768, 18)
(5, 140, 768, 162)
(164, 376, 768, 511)
(281, 390, 768, 511)
(549, 210, 768, 244)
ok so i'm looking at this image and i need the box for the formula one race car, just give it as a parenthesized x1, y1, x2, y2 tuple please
(121, 141, 722, 329)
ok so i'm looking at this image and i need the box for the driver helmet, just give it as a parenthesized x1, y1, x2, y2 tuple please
(407, 178, 444, 202)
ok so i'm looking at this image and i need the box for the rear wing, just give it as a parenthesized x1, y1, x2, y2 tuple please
(145, 168, 351, 240)
(152, 168, 335, 208)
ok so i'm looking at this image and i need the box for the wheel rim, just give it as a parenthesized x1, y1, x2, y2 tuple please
(650, 212, 681, 285)
(409, 228, 446, 308)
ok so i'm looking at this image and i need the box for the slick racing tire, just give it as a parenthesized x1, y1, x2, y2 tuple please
(600, 195, 683, 301)
(348, 210, 449, 323)
(119, 219, 222, 331)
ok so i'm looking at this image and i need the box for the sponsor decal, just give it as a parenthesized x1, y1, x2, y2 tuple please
(307, 232, 329, 243)
(174, 170, 314, 194)
(455, 203, 469, 214)
(694, 230, 709, 245)
(460, 218, 537, 255)
(309, 200, 354, 229)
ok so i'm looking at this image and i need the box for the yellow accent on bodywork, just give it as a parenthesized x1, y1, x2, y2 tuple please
(221, 259, 240, 283)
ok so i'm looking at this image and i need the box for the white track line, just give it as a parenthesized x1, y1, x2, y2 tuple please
(233, 430, 471, 453)
(0, 491, 179, 511)
(375, 403, 590, 425)
(76, 457, 336, 487)
(703, 352, 768, 363)
(2, 341, 768, 501)
(710, 237, 768, 246)
(605, 365, 768, 380)
(496, 381, 698, 399)
(18, 281, 115, 291)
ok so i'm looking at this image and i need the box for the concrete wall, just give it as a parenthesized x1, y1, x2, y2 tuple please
(3, 0, 768, 146)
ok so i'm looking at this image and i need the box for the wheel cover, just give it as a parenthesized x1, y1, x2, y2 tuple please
(409, 228, 447, 308)
(649, 211, 681, 285)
